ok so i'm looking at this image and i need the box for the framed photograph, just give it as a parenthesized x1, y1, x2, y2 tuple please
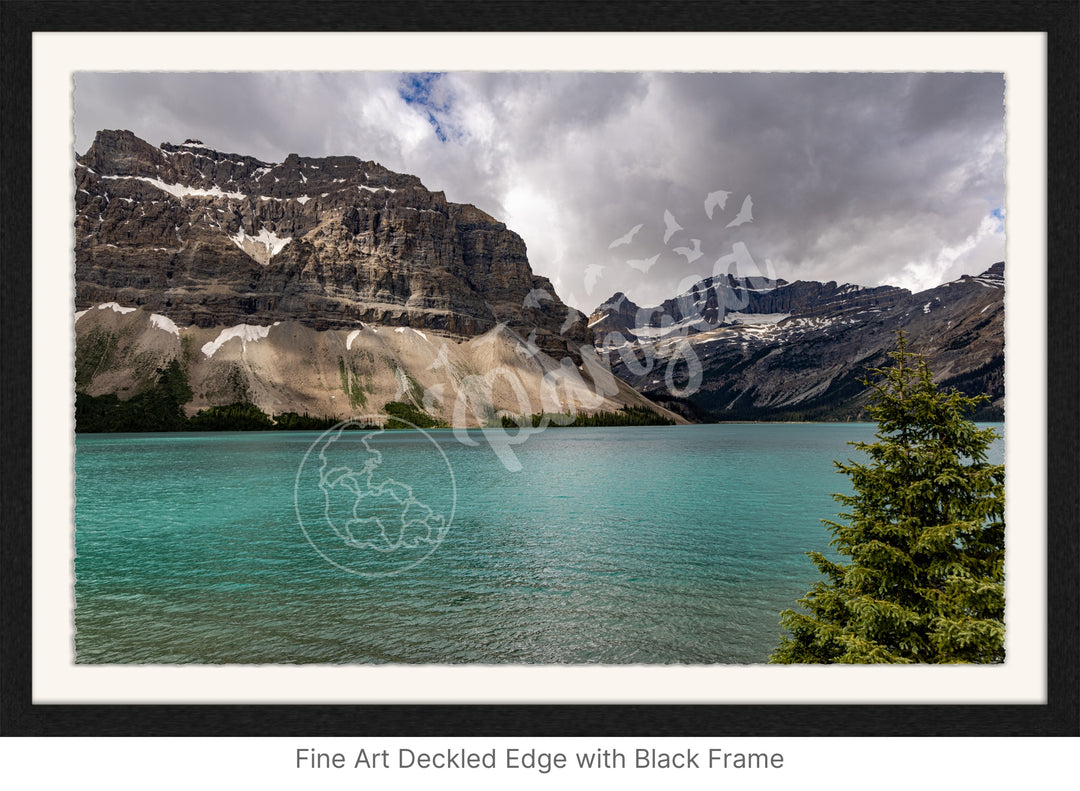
(2, 1, 1077, 741)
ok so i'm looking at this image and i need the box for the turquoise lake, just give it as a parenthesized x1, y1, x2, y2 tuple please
(73, 423, 1004, 664)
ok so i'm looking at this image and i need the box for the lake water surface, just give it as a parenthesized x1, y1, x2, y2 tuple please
(74, 423, 1004, 664)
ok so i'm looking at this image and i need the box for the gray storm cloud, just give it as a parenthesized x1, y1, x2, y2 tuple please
(74, 71, 1004, 310)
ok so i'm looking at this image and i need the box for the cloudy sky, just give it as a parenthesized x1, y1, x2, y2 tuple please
(74, 71, 1005, 311)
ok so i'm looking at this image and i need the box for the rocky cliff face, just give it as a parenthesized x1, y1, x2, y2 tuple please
(589, 276, 909, 339)
(74, 304, 664, 427)
(75, 130, 1003, 426)
(74, 130, 683, 427)
(591, 262, 1005, 421)
(75, 130, 588, 355)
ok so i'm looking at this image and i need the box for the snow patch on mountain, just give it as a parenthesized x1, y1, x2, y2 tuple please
(229, 226, 292, 265)
(394, 326, 431, 342)
(724, 312, 791, 325)
(150, 313, 181, 337)
(588, 312, 610, 328)
(101, 174, 245, 201)
(201, 323, 279, 358)
(97, 302, 137, 314)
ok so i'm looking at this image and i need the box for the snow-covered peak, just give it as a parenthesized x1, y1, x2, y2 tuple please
(969, 271, 1004, 289)
(947, 265, 1005, 291)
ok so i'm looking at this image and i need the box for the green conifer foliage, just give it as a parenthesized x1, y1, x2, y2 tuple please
(771, 332, 1005, 663)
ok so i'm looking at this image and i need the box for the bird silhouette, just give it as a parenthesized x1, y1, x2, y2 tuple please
(522, 288, 553, 308)
(726, 195, 753, 228)
(608, 223, 643, 248)
(663, 211, 683, 244)
(423, 343, 453, 373)
(627, 253, 661, 273)
(584, 264, 605, 295)
(422, 382, 446, 414)
(473, 322, 510, 346)
(560, 307, 584, 334)
(704, 190, 732, 219)
(517, 329, 542, 357)
(673, 239, 703, 264)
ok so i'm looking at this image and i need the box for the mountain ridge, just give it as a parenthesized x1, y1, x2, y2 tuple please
(589, 262, 1004, 421)
(74, 129, 1003, 428)
(76, 129, 588, 355)
(73, 130, 680, 429)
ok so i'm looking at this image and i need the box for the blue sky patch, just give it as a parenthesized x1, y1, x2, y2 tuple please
(398, 73, 454, 143)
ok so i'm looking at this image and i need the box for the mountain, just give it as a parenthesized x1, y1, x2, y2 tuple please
(590, 262, 1004, 421)
(74, 129, 1003, 428)
(74, 130, 678, 427)
(589, 275, 907, 339)
(76, 130, 587, 351)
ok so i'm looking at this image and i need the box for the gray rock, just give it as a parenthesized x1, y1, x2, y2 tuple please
(75, 130, 589, 358)
(592, 262, 1005, 421)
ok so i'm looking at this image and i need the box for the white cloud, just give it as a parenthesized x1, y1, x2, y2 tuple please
(75, 71, 1005, 309)
(894, 214, 1003, 293)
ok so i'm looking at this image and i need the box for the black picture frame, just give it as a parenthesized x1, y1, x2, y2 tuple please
(2, 0, 1077, 737)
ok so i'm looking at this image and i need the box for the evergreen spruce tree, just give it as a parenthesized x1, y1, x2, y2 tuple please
(771, 332, 1005, 663)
